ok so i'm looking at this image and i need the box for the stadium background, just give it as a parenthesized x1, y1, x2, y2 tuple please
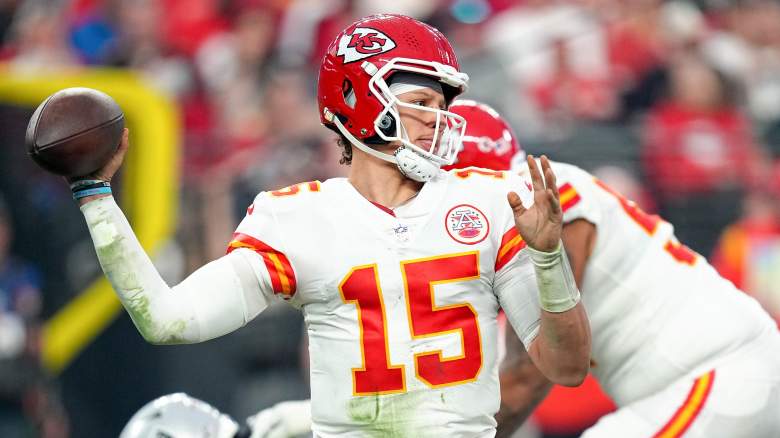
(0, 0, 778, 437)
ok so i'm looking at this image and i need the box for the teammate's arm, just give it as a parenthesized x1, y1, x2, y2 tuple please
(495, 332, 552, 438)
(75, 130, 272, 344)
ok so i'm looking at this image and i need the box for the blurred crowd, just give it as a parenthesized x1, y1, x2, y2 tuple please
(0, 0, 779, 436)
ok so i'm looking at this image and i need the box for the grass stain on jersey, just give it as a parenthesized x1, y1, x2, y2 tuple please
(93, 217, 188, 344)
(347, 390, 447, 437)
(124, 294, 187, 344)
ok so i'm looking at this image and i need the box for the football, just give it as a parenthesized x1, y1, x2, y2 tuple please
(25, 87, 124, 177)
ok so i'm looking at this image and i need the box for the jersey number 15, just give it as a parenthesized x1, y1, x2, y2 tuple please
(340, 252, 483, 396)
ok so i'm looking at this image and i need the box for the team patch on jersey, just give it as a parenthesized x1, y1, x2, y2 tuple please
(445, 204, 489, 245)
(337, 27, 396, 63)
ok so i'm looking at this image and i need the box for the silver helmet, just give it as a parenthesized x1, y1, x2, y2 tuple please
(120, 393, 239, 438)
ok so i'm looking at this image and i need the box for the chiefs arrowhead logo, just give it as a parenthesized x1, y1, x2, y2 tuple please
(445, 204, 490, 245)
(337, 27, 396, 64)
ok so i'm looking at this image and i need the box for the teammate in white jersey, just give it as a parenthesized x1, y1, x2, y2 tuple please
(443, 102, 780, 437)
(68, 15, 591, 437)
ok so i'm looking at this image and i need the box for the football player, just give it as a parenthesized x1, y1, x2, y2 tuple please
(250, 100, 780, 438)
(452, 102, 780, 437)
(69, 15, 590, 437)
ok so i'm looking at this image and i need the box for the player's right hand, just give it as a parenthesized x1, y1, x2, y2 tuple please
(68, 128, 129, 184)
(247, 400, 312, 438)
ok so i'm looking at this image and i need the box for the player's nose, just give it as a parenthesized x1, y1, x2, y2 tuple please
(421, 110, 444, 134)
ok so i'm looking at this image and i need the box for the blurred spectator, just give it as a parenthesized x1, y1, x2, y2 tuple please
(702, 0, 780, 125)
(526, 37, 618, 134)
(276, 0, 353, 66)
(193, 5, 278, 176)
(609, 0, 707, 120)
(712, 162, 780, 328)
(0, 194, 69, 438)
(484, 0, 610, 139)
(431, 3, 516, 126)
(233, 66, 342, 218)
(2, 1, 79, 71)
(102, 0, 195, 98)
(641, 54, 764, 255)
(0, 0, 19, 52)
(67, 0, 117, 65)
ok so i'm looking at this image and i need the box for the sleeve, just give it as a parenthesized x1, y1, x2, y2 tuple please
(553, 164, 603, 226)
(81, 196, 272, 344)
(492, 172, 542, 349)
(495, 251, 542, 349)
(227, 192, 298, 302)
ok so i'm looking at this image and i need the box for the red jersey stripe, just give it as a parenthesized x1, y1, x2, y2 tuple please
(496, 227, 527, 271)
(226, 233, 297, 297)
(559, 183, 581, 212)
(653, 370, 715, 438)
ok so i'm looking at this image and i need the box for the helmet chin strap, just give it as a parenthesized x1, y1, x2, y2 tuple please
(328, 113, 441, 182)
(394, 147, 441, 182)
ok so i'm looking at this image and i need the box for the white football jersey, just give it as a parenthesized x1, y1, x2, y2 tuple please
(518, 161, 777, 405)
(228, 170, 542, 437)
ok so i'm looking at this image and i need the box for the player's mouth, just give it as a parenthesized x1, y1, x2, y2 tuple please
(416, 136, 435, 149)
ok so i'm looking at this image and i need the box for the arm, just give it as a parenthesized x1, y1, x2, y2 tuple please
(507, 155, 591, 386)
(75, 130, 271, 344)
(526, 218, 596, 385)
(495, 218, 597, 436)
(560, 219, 596, 287)
(526, 302, 589, 387)
(495, 332, 551, 438)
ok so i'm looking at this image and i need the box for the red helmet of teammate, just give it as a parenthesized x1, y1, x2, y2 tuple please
(443, 100, 525, 172)
(318, 14, 470, 181)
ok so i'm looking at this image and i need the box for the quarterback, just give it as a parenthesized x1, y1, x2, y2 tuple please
(449, 102, 780, 437)
(250, 100, 780, 438)
(69, 15, 590, 437)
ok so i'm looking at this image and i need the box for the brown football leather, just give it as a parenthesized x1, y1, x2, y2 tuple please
(26, 87, 124, 177)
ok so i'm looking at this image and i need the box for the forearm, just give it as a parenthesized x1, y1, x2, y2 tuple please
(528, 242, 591, 385)
(495, 338, 552, 438)
(80, 196, 264, 344)
(496, 381, 550, 438)
(529, 303, 590, 386)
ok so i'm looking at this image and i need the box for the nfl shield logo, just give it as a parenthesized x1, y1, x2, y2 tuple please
(445, 204, 490, 245)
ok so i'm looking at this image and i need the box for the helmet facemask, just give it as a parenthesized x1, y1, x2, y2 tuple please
(327, 57, 468, 182)
(368, 59, 468, 167)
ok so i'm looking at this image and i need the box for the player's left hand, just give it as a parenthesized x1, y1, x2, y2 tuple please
(247, 400, 312, 438)
(508, 155, 562, 253)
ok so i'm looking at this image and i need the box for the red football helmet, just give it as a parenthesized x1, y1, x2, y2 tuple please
(318, 14, 469, 181)
(443, 100, 525, 172)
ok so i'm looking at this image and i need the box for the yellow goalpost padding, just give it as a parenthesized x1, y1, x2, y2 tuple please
(0, 67, 180, 374)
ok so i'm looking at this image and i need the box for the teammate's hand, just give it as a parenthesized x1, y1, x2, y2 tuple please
(67, 128, 130, 184)
(247, 400, 312, 438)
(508, 155, 562, 253)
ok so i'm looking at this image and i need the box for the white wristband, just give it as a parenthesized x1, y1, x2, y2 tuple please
(526, 242, 581, 313)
